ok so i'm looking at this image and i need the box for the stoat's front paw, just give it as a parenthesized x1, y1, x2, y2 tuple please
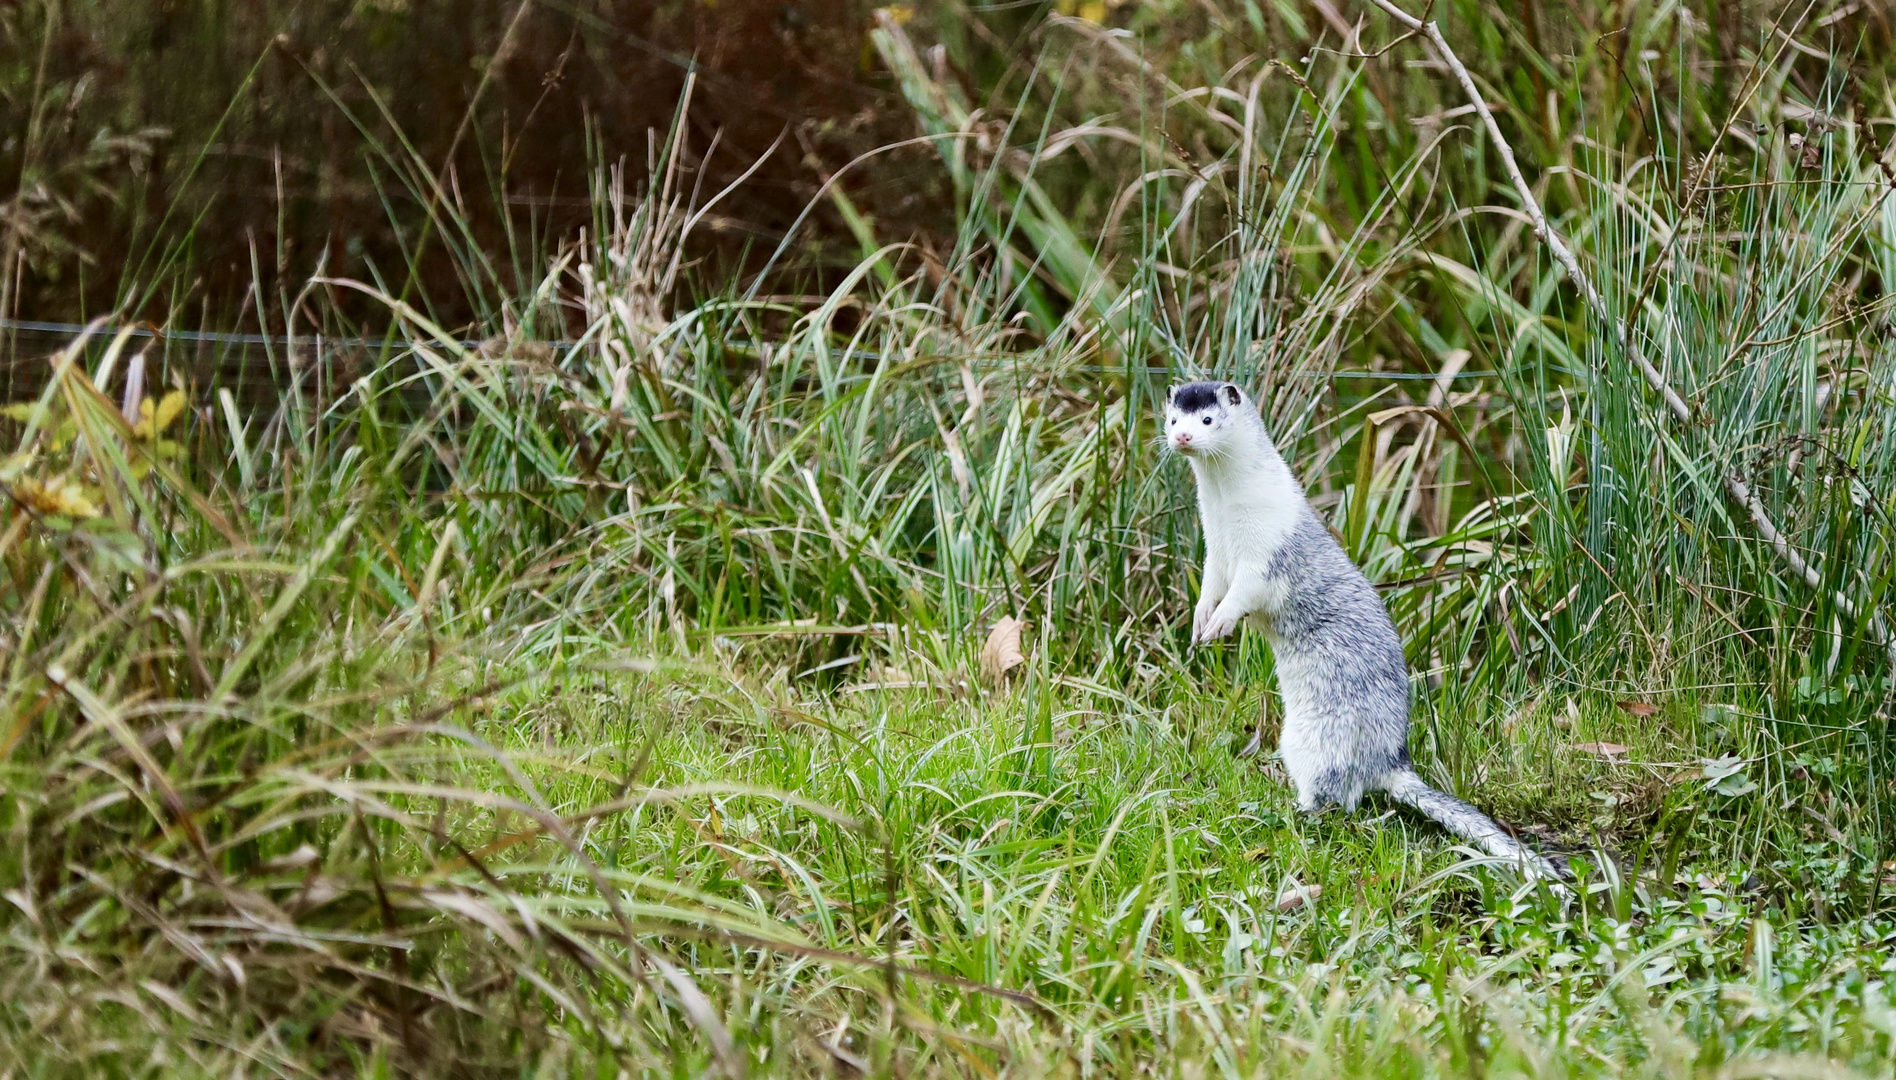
(1194, 609, 1239, 645)
(1191, 597, 1219, 642)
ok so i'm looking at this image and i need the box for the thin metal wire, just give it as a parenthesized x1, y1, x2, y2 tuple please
(0, 318, 510, 351)
(0, 317, 1501, 380)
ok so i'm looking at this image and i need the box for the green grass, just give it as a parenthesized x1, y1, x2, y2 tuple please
(6, 3, 1896, 1076)
(15, 635, 1893, 1076)
(492, 671, 1893, 1078)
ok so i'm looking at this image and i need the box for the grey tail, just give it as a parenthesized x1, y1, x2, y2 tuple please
(1383, 769, 1565, 880)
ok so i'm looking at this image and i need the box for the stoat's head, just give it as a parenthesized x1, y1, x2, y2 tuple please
(1163, 381, 1253, 460)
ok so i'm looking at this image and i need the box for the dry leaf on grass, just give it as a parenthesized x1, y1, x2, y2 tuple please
(980, 616, 1026, 685)
(843, 666, 928, 694)
(1275, 883, 1322, 911)
(1615, 700, 1659, 717)
(1502, 696, 1540, 737)
(1574, 741, 1630, 758)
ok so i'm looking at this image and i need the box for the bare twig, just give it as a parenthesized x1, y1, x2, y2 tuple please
(1361, 0, 1896, 667)
(1316, 0, 1435, 59)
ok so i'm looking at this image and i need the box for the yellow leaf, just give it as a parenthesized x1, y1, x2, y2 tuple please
(1077, 0, 1107, 21)
(880, 3, 914, 23)
(0, 451, 37, 482)
(154, 390, 186, 434)
(11, 475, 101, 518)
(133, 390, 186, 439)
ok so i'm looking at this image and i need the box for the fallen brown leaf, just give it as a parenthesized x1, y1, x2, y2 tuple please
(980, 616, 1027, 686)
(1275, 884, 1322, 912)
(1574, 741, 1631, 758)
(1615, 700, 1659, 717)
(1502, 696, 1540, 737)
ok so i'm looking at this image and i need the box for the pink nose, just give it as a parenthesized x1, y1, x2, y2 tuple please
(1175, 432, 1192, 446)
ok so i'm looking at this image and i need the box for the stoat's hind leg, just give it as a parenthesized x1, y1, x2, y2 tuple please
(1282, 745, 1345, 815)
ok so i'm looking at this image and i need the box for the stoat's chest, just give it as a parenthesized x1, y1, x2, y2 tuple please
(1195, 463, 1303, 617)
(1198, 474, 1297, 550)
(1201, 498, 1293, 558)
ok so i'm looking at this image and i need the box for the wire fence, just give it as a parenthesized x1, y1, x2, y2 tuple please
(0, 317, 1502, 385)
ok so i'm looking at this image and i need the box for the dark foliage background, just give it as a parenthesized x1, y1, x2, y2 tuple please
(0, 0, 956, 328)
(4, 0, 1887, 333)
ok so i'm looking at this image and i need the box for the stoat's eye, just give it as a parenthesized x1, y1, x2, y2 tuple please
(1201, 416, 1212, 425)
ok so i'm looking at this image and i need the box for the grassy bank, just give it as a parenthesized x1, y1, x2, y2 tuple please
(5, 3, 1896, 1076)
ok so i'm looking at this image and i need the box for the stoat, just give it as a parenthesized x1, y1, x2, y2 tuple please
(1164, 380, 1562, 879)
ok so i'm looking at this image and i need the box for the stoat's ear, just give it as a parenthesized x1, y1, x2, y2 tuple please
(1166, 384, 1178, 404)
(1221, 384, 1242, 406)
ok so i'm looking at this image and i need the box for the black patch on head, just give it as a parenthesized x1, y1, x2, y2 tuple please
(1170, 382, 1226, 413)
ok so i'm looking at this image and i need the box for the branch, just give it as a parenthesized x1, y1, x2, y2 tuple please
(1362, 0, 1895, 666)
